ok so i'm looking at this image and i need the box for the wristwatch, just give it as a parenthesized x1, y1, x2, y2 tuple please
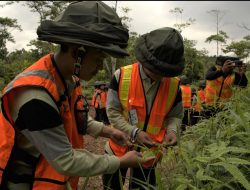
(130, 128, 142, 143)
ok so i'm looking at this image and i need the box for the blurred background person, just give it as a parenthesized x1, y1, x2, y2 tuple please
(204, 56, 248, 118)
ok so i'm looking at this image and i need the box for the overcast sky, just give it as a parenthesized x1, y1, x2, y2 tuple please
(0, 1, 249, 56)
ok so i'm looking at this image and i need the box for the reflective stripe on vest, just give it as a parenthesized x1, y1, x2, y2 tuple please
(109, 63, 179, 158)
(180, 85, 192, 108)
(205, 66, 235, 106)
(0, 54, 83, 190)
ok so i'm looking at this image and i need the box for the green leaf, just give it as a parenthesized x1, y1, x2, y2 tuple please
(196, 164, 221, 183)
(187, 184, 200, 190)
(194, 156, 211, 163)
(196, 174, 221, 183)
(143, 150, 155, 158)
(210, 146, 250, 158)
(216, 129, 221, 139)
(176, 184, 188, 190)
(230, 132, 249, 139)
(210, 162, 250, 189)
(220, 157, 250, 166)
(174, 176, 191, 184)
(229, 110, 244, 126)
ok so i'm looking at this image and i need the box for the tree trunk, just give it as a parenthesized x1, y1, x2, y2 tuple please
(111, 57, 117, 76)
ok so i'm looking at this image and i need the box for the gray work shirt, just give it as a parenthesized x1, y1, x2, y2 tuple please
(105, 64, 184, 154)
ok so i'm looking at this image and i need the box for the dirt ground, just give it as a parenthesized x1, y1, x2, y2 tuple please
(78, 135, 130, 190)
(77, 107, 131, 190)
(78, 134, 108, 190)
(77, 107, 107, 190)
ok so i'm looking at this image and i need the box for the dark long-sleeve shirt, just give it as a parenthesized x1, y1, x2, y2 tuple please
(205, 66, 248, 87)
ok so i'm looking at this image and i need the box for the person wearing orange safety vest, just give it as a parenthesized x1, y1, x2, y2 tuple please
(195, 82, 206, 112)
(204, 56, 248, 118)
(102, 83, 110, 125)
(91, 81, 107, 123)
(102, 27, 185, 190)
(0, 2, 148, 190)
(191, 80, 206, 125)
(179, 75, 192, 129)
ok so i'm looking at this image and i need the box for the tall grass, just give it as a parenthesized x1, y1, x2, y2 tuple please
(157, 84, 250, 189)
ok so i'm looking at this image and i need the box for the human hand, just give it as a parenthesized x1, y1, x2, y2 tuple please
(222, 60, 234, 74)
(136, 131, 157, 148)
(163, 131, 177, 148)
(238, 63, 247, 76)
(109, 128, 132, 147)
(119, 150, 156, 168)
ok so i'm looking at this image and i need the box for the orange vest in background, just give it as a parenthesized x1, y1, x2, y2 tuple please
(100, 90, 107, 108)
(0, 54, 84, 190)
(109, 63, 179, 168)
(180, 85, 192, 108)
(91, 89, 106, 109)
(205, 66, 235, 106)
(91, 89, 99, 108)
(195, 89, 205, 112)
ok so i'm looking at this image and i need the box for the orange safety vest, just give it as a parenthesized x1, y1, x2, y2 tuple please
(0, 54, 84, 190)
(91, 89, 99, 108)
(91, 89, 106, 109)
(108, 63, 179, 168)
(195, 90, 205, 112)
(205, 66, 235, 106)
(180, 85, 192, 108)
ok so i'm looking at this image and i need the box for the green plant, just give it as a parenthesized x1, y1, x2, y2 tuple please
(158, 82, 250, 189)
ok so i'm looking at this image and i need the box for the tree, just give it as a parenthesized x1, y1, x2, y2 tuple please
(169, 7, 206, 81)
(222, 35, 250, 59)
(107, 6, 133, 78)
(183, 39, 201, 81)
(206, 9, 227, 56)
(238, 23, 250, 31)
(0, 17, 22, 59)
(7, 1, 70, 23)
(0, 48, 34, 88)
(102, 3, 138, 81)
(182, 38, 214, 82)
(120, 7, 132, 30)
(205, 30, 229, 54)
(169, 7, 195, 33)
(27, 40, 59, 60)
(6, 1, 71, 59)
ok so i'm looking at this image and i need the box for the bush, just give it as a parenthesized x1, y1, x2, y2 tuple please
(158, 83, 250, 190)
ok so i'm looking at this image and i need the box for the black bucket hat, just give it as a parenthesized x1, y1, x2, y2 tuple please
(216, 55, 240, 66)
(135, 27, 185, 77)
(37, 1, 129, 58)
(94, 81, 105, 87)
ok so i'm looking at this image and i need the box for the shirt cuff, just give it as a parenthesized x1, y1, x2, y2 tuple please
(166, 117, 182, 134)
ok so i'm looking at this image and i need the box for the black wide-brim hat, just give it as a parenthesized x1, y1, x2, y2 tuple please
(135, 27, 185, 77)
(37, 1, 129, 58)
